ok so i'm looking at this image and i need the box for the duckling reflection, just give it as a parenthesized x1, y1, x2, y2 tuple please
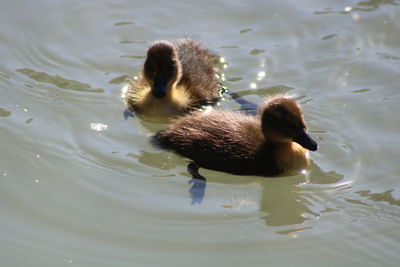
(152, 95, 318, 176)
(260, 176, 318, 227)
(123, 39, 220, 122)
(185, 158, 344, 207)
(187, 162, 206, 204)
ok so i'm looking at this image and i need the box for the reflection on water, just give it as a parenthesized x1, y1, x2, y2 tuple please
(132, 150, 180, 171)
(305, 160, 345, 185)
(260, 178, 318, 227)
(357, 189, 400, 206)
(260, 162, 343, 229)
(260, 175, 340, 234)
(16, 68, 104, 93)
(187, 162, 207, 204)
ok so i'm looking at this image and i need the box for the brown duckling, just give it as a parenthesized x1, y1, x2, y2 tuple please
(123, 39, 220, 122)
(151, 95, 318, 176)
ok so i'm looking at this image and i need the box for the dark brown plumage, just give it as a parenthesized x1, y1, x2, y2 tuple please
(151, 95, 318, 176)
(123, 39, 220, 122)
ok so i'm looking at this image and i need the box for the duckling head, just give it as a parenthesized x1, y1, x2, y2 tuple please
(143, 41, 182, 99)
(261, 96, 318, 151)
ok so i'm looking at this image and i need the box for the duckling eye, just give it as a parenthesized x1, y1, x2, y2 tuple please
(278, 124, 296, 137)
(272, 117, 300, 138)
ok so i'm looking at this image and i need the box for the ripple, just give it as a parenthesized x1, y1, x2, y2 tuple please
(2, 0, 400, 266)
(0, 107, 11, 117)
(356, 190, 400, 206)
(108, 74, 130, 84)
(314, 0, 399, 14)
(321, 33, 337, 40)
(0, 72, 10, 79)
(220, 45, 240, 49)
(120, 55, 146, 59)
(119, 40, 147, 44)
(249, 49, 265, 55)
(239, 28, 252, 34)
(113, 21, 135, 26)
(352, 88, 371, 93)
(226, 77, 243, 82)
(16, 68, 104, 93)
(237, 85, 294, 97)
(377, 52, 400, 62)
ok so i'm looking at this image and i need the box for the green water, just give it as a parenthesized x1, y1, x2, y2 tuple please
(1, 0, 400, 266)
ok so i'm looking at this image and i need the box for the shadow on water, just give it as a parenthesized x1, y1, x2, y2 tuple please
(16, 68, 105, 93)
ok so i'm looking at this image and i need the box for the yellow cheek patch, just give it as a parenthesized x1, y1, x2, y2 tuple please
(276, 142, 310, 175)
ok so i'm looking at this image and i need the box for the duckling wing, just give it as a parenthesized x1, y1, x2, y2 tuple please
(174, 39, 220, 105)
(151, 111, 277, 175)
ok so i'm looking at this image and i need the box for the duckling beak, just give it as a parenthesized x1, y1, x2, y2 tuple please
(293, 128, 318, 151)
(152, 74, 168, 99)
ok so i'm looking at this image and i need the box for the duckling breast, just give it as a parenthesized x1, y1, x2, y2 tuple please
(124, 80, 192, 122)
(275, 142, 310, 175)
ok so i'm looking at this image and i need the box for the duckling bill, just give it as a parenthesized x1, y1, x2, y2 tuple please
(151, 95, 318, 176)
(123, 39, 220, 122)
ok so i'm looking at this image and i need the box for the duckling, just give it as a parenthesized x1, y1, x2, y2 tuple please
(151, 95, 318, 176)
(123, 39, 220, 122)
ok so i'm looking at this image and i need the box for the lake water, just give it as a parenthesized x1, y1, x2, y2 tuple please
(1, 0, 400, 266)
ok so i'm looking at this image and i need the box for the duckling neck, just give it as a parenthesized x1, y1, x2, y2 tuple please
(273, 141, 310, 175)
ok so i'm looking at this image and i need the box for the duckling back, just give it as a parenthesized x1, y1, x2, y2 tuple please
(124, 39, 220, 122)
(152, 111, 282, 176)
(174, 39, 219, 105)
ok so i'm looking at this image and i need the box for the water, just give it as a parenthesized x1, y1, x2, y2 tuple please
(1, 0, 400, 266)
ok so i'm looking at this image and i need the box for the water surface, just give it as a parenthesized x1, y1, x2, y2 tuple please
(1, 0, 400, 266)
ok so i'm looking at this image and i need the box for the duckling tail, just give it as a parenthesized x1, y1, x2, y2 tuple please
(150, 131, 167, 149)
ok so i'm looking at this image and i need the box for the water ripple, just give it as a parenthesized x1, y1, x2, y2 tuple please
(16, 68, 104, 93)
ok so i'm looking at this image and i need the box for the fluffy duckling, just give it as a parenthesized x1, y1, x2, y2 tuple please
(123, 39, 220, 122)
(151, 95, 318, 176)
